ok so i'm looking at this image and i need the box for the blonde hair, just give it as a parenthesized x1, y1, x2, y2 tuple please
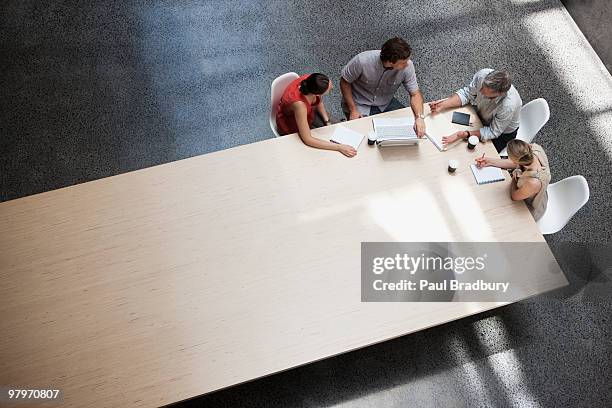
(507, 139, 534, 166)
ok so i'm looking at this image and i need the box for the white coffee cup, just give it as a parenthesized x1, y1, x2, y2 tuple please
(448, 159, 459, 173)
(467, 135, 479, 149)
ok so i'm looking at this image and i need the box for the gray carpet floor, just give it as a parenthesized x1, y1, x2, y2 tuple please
(561, 0, 612, 74)
(1, 0, 611, 407)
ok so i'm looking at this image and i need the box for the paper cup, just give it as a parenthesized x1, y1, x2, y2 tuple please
(448, 159, 459, 173)
(467, 135, 479, 149)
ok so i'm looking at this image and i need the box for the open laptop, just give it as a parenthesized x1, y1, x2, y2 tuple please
(372, 117, 420, 147)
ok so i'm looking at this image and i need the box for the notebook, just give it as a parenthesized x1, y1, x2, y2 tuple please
(425, 133, 444, 151)
(470, 164, 506, 185)
(329, 126, 365, 150)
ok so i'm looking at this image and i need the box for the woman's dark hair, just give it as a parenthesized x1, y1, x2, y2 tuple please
(299, 73, 330, 95)
(380, 37, 412, 63)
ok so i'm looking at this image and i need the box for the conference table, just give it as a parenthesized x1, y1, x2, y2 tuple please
(0, 105, 568, 407)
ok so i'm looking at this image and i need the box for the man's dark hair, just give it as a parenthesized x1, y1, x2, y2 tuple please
(299, 73, 330, 95)
(380, 37, 412, 63)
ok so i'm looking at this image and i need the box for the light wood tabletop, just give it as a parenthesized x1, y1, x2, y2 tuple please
(0, 105, 567, 407)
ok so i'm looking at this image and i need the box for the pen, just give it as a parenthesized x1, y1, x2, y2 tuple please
(476, 153, 485, 167)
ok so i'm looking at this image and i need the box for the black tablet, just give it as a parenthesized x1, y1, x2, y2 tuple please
(451, 112, 470, 126)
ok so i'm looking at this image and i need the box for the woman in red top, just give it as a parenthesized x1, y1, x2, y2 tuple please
(276, 73, 357, 157)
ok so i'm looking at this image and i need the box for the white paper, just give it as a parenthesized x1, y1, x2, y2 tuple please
(425, 132, 445, 151)
(329, 127, 365, 150)
(470, 164, 506, 185)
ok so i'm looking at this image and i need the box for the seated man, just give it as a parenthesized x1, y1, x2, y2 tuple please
(340, 37, 426, 137)
(430, 69, 522, 152)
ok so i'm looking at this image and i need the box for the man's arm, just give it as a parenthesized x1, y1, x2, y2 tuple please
(453, 106, 514, 143)
(402, 64, 426, 137)
(442, 127, 481, 146)
(340, 78, 361, 120)
(409, 90, 426, 137)
(478, 104, 516, 141)
(340, 55, 363, 121)
(429, 93, 463, 114)
(430, 70, 487, 114)
(433, 93, 468, 145)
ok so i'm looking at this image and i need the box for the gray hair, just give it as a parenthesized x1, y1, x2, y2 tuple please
(483, 70, 511, 93)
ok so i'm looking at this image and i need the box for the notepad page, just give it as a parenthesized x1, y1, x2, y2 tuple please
(470, 164, 506, 184)
(329, 127, 365, 150)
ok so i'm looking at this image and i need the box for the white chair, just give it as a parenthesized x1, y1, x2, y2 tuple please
(537, 175, 589, 234)
(500, 98, 550, 157)
(269, 72, 299, 137)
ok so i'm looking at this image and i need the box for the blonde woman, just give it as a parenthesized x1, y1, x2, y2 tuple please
(475, 140, 551, 220)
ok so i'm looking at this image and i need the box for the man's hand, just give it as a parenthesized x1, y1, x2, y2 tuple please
(414, 117, 426, 138)
(349, 109, 362, 121)
(428, 99, 447, 115)
(338, 144, 357, 157)
(442, 131, 464, 147)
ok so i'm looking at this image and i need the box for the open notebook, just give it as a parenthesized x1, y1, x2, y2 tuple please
(329, 126, 365, 150)
(470, 164, 506, 185)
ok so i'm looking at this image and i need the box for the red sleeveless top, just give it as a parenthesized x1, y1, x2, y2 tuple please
(275, 74, 321, 136)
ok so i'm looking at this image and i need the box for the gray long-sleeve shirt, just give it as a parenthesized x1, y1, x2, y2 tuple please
(341, 50, 419, 116)
(455, 68, 522, 141)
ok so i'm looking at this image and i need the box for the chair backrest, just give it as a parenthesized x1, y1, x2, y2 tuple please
(269, 72, 299, 137)
(537, 175, 589, 234)
(516, 98, 550, 143)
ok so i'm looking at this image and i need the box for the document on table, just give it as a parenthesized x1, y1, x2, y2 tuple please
(470, 164, 506, 185)
(425, 133, 445, 151)
(329, 126, 365, 150)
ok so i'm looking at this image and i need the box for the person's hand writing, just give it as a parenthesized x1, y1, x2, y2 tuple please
(338, 144, 357, 157)
(475, 157, 493, 168)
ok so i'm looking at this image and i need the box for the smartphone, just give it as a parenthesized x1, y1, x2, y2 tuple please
(451, 112, 471, 126)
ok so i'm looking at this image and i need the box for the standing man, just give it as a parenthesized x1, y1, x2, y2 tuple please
(340, 37, 426, 137)
(430, 69, 522, 153)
